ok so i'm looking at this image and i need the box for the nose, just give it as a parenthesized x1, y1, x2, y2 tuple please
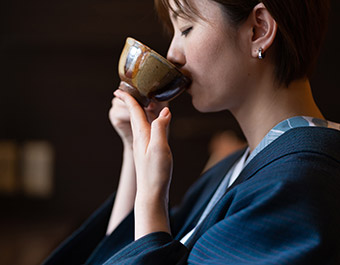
(166, 38, 186, 68)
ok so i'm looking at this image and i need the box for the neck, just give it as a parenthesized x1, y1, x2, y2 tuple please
(231, 78, 324, 151)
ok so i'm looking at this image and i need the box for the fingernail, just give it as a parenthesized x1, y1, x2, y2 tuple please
(160, 107, 170, 117)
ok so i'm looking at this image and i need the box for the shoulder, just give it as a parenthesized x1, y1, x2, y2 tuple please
(246, 126, 340, 180)
(274, 126, 340, 157)
(244, 126, 340, 188)
(228, 126, 340, 215)
(187, 127, 340, 264)
(264, 126, 340, 181)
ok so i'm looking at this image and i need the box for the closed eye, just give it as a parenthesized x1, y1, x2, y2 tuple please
(181, 26, 193, 37)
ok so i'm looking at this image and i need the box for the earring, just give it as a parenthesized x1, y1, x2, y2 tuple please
(258, 48, 264, 59)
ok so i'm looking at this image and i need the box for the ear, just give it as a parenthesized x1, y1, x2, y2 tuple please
(249, 3, 277, 58)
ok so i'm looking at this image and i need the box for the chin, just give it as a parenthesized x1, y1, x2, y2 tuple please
(191, 95, 229, 113)
(190, 86, 220, 112)
(191, 97, 216, 113)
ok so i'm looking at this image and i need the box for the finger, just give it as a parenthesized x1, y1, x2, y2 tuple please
(110, 97, 129, 115)
(109, 98, 129, 122)
(150, 107, 171, 148)
(114, 89, 148, 126)
(111, 95, 124, 108)
(114, 89, 150, 145)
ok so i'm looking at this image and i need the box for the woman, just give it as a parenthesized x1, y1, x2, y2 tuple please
(43, 0, 340, 264)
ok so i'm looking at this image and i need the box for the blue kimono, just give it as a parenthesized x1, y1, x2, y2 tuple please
(43, 120, 340, 264)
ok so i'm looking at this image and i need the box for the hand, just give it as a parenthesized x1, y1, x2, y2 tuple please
(106, 82, 170, 236)
(109, 82, 168, 148)
(114, 89, 173, 239)
(113, 88, 173, 196)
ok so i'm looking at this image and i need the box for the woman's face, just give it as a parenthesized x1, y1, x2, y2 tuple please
(167, 0, 253, 112)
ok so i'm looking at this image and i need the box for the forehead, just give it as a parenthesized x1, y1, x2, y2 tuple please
(167, 0, 199, 21)
(168, 0, 222, 23)
(156, 0, 228, 34)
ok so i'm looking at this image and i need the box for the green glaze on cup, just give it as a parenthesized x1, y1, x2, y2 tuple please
(118, 37, 191, 107)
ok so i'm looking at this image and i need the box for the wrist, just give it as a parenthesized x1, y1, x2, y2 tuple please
(134, 192, 170, 240)
(122, 140, 133, 151)
(135, 179, 170, 203)
(135, 190, 169, 207)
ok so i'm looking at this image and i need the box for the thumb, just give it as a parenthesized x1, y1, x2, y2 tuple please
(150, 107, 171, 146)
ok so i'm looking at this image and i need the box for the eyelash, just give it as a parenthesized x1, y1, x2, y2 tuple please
(181, 27, 193, 37)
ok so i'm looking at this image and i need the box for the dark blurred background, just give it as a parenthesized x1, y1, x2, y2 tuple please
(0, 1, 339, 264)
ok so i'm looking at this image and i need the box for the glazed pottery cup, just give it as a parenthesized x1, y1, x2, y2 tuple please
(118, 37, 191, 107)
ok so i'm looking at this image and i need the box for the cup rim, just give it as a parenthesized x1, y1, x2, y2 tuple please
(126, 37, 180, 73)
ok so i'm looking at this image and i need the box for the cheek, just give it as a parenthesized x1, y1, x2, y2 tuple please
(189, 37, 219, 64)
(189, 50, 246, 112)
(186, 43, 220, 87)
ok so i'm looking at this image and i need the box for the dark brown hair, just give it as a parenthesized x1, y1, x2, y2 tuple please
(154, 0, 331, 86)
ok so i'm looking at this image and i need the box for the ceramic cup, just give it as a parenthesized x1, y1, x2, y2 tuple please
(118, 37, 191, 107)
